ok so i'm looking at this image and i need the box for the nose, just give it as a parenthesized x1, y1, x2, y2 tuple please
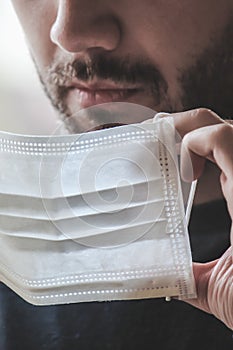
(50, 0, 121, 53)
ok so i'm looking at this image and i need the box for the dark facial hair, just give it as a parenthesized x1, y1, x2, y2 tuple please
(179, 20, 233, 119)
(38, 17, 233, 131)
(43, 54, 171, 117)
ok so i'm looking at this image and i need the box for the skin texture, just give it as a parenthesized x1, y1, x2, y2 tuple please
(173, 109, 233, 330)
(10, 0, 233, 329)
(11, 0, 233, 131)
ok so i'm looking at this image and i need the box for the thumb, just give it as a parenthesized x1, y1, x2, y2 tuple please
(185, 260, 217, 314)
(184, 248, 233, 330)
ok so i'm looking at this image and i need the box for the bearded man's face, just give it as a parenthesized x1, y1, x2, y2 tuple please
(11, 0, 233, 132)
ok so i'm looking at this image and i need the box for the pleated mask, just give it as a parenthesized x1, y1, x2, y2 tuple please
(0, 116, 196, 305)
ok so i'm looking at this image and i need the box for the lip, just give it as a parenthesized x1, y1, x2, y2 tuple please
(65, 80, 143, 109)
(88, 122, 126, 131)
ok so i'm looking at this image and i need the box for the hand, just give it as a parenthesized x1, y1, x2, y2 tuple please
(173, 108, 233, 330)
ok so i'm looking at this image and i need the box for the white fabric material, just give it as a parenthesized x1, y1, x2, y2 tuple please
(0, 118, 196, 305)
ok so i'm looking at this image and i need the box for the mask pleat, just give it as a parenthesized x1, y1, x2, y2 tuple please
(0, 199, 167, 241)
(0, 178, 164, 219)
(0, 119, 196, 305)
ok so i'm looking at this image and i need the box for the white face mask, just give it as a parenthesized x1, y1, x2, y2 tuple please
(0, 117, 196, 305)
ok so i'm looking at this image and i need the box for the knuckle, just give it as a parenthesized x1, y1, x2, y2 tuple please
(216, 123, 233, 141)
(194, 108, 221, 124)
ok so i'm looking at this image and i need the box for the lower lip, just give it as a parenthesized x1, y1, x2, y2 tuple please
(67, 87, 141, 109)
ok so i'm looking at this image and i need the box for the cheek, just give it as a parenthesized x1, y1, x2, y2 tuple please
(125, 1, 228, 90)
(12, 1, 57, 69)
(128, 1, 228, 65)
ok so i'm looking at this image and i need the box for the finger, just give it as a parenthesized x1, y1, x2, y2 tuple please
(184, 260, 217, 314)
(171, 108, 224, 138)
(231, 225, 233, 249)
(183, 248, 233, 330)
(181, 145, 206, 182)
(181, 123, 233, 181)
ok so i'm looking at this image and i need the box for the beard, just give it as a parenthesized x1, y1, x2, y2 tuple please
(180, 21, 233, 119)
(36, 20, 233, 133)
(41, 55, 173, 133)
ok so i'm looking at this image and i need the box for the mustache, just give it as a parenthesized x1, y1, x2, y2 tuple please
(47, 54, 168, 96)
